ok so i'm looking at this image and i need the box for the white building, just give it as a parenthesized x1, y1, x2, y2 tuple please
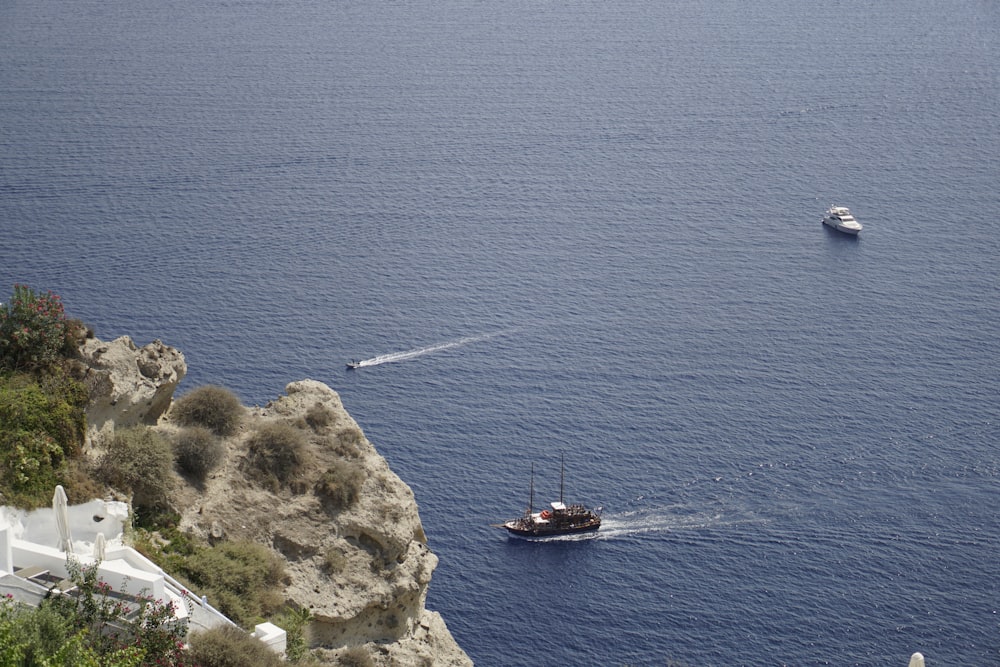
(0, 487, 285, 655)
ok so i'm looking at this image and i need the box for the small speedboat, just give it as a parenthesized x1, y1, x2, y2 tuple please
(346, 361, 362, 370)
(822, 205, 863, 235)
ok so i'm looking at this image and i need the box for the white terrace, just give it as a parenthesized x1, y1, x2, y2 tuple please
(0, 486, 285, 655)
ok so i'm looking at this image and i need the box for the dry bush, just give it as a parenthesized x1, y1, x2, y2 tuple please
(305, 401, 334, 431)
(60, 458, 105, 504)
(97, 427, 173, 512)
(337, 646, 376, 667)
(322, 545, 348, 574)
(171, 384, 243, 437)
(187, 625, 285, 667)
(82, 368, 114, 401)
(331, 426, 365, 459)
(244, 421, 309, 488)
(174, 425, 225, 483)
(315, 461, 365, 511)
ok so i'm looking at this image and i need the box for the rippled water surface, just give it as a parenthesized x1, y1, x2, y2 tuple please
(2, 1, 998, 664)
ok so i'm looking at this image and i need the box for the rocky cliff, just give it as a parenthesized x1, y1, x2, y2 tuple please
(79, 335, 187, 440)
(81, 337, 471, 667)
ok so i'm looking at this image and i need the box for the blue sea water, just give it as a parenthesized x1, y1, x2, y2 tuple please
(2, 0, 999, 664)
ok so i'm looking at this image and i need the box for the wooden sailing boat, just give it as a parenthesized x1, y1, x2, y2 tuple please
(502, 455, 602, 538)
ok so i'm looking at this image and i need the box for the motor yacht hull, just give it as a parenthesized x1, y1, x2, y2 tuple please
(823, 218, 861, 235)
(822, 206, 862, 235)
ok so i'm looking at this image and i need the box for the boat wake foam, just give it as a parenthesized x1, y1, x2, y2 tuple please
(501, 503, 771, 542)
(350, 331, 509, 368)
(571, 506, 766, 542)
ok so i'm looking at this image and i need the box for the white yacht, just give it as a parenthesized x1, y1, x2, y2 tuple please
(822, 205, 862, 235)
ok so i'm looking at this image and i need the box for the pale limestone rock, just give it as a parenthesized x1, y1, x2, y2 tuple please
(172, 379, 471, 666)
(79, 335, 186, 443)
(79, 335, 470, 664)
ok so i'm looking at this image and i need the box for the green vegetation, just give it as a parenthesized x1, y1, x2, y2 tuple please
(274, 606, 312, 663)
(170, 385, 243, 437)
(133, 529, 320, 662)
(97, 428, 174, 520)
(133, 530, 285, 630)
(0, 285, 90, 509)
(0, 377, 87, 510)
(173, 426, 225, 483)
(0, 560, 189, 667)
(244, 422, 309, 490)
(0, 285, 328, 662)
(0, 376, 78, 507)
(181, 540, 285, 628)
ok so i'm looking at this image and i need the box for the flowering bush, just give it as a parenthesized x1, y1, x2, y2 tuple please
(0, 579, 170, 667)
(44, 560, 194, 667)
(0, 284, 82, 372)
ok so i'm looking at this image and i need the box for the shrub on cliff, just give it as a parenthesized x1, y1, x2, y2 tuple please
(321, 546, 348, 574)
(315, 461, 365, 510)
(97, 427, 173, 514)
(0, 284, 84, 372)
(304, 401, 334, 431)
(274, 607, 312, 663)
(171, 385, 243, 437)
(337, 646, 376, 667)
(178, 540, 285, 629)
(244, 422, 308, 489)
(331, 426, 365, 459)
(133, 529, 288, 634)
(61, 458, 107, 504)
(0, 372, 88, 508)
(187, 625, 284, 667)
(173, 426, 225, 483)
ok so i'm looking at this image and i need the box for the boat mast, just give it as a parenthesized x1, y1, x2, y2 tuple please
(560, 453, 565, 504)
(528, 463, 534, 516)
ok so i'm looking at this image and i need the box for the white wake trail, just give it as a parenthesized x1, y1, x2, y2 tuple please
(353, 331, 507, 368)
(591, 506, 769, 541)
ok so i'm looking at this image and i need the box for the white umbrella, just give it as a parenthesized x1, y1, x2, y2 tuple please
(93, 532, 106, 560)
(53, 485, 73, 554)
(908, 652, 925, 667)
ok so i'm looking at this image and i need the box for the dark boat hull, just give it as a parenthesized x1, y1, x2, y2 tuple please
(503, 517, 601, 538)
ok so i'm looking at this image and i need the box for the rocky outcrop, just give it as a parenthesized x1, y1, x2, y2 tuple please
(166, 379, 470, 666)
(76, 336, 469, 664)
(79, 336, 186, 442)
